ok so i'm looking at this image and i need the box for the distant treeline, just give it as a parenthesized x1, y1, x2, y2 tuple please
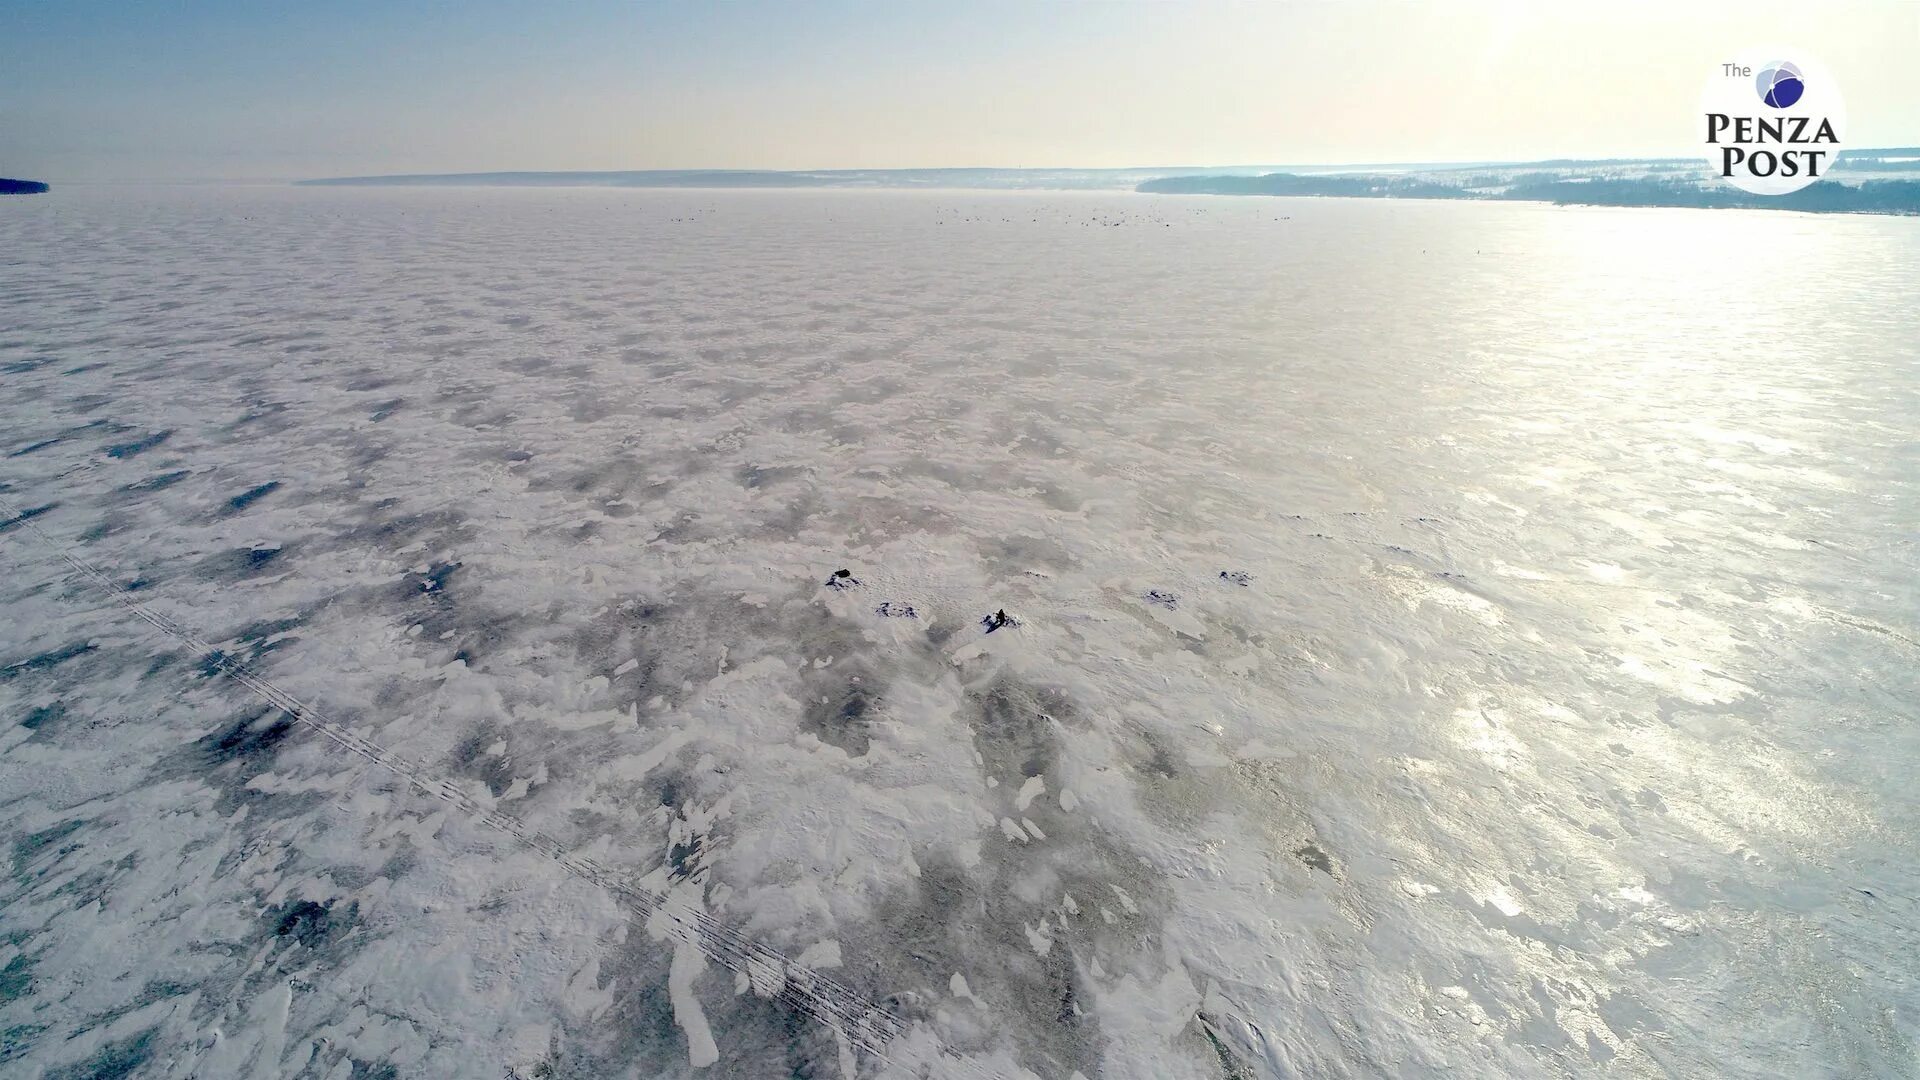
(1504, 177, 1920, 213)
(0, 178, 50, 195)
(1136, 173, 1920, 214)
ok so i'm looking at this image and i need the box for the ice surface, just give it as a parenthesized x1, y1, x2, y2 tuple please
(1, 186, 1917, 1078)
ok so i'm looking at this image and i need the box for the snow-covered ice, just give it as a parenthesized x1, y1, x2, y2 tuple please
(1, 186, 1917, 1077)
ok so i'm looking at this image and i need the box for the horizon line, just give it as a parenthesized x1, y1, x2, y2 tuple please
(20, 146, 1920, 187)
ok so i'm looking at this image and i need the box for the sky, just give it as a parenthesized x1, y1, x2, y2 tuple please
(3, 1, 1917, 181)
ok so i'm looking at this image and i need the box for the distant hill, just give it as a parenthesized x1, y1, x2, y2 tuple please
(0, 178, 50, 195)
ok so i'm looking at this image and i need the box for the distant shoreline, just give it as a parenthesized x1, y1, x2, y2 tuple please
(289, 158, 1920, 215)
(1136, 173, 1920, 216)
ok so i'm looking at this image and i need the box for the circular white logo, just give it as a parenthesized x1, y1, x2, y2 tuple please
(1699, 47, 1846, 195)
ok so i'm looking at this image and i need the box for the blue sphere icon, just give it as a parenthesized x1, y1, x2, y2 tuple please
(1757, 62, 1805, 108)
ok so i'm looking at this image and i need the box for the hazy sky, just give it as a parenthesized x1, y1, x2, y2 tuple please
(4, 1, 1916, 181)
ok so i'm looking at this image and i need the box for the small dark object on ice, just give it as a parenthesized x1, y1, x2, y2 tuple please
(875, 602, 917, 618)
(981, 609, 1018, 633)
(1145, 589, 1180, 609)
(1219, 570, 1252, 587)
(825, 568, 860, 589)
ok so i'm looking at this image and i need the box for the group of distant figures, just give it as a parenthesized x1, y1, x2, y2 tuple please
(822, 566, 1254, 632)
